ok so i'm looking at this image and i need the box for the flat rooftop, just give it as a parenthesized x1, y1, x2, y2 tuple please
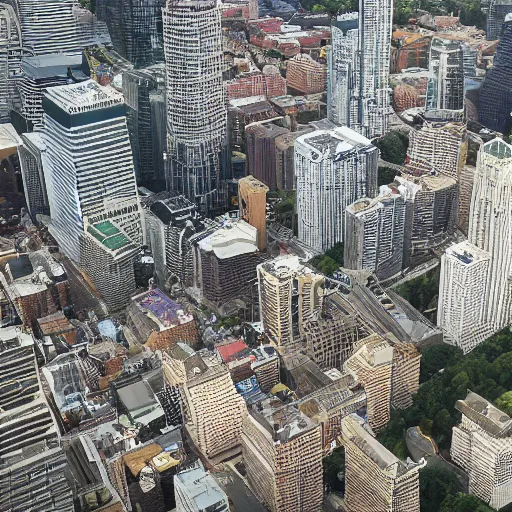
(87, 221, 132, 251)
(44, 79, 124, 114)
(445, 241, 490, 265)
(198, 220, 258, 259)
(297, 125, 372, 156)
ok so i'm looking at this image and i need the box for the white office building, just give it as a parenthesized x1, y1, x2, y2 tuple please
(295, 125, 378, 251)
(41, 80, 142, 265)
(162, 0, 226, 203)
(438, 138, 512, 352)
(344, 184, 406, 281)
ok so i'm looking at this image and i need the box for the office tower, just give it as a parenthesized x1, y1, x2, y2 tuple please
(396, 174, 458, 265)
(438, 241, 492, 353)
(479, 20, 512, 134)
(343, 334, 394, 431)
(304, 291, 365, 370)
(344, 184, 406, 281)
(242, 399, 323, 512)
(162, 0, 226, 203)
(123, 65, 166, 189)
(245, 122, 289, 190)
(238, 175, 269, 251)
(327, 12, 359, 126)
(342, 414, 425, 512)
(484, 0, 512, 40)
(451, 391, 512, 510)
(16, 0, 109, 56)
(257, 255, 325, 347)
(391, 342, 421, 410)
(41, 80, 142, 263)
(174, 461, 229, 512)
(0, 327, 74, 512)
(404, 122, 467, 180)
(426, 37, 465, 114)
(182, 355, 247, 461)
(286, 53, 327, 94)
(19, 132, 49, 217)
(96, 0, 164, 68)
(457, 164, 475, 235)
(0, 3, 22, 121)
(197, 219, 263, 307)
(295, 126, 378, 251)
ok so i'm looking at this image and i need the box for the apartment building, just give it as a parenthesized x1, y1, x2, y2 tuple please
(162, 0, 226, 202)
(41, 80, 142, 264)
(238, 175, 269, 251)
(451, 391, 512, 510)
(439, 138, 512, 352)
(257, 255, 325, 347)
(242, 398, 323, 512)
(295, 126, 378, 251)
(344, 184, 406, 281)
(405, 121, 467, 180)
(342, 414, 425, 512)
(286, 53, 327, 94)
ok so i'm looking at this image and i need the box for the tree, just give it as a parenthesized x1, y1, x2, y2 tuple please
(440, 492, 494, 511)
(378, 166, 398, 187)
(496, 391, 512, 416)
(374, 131, 409, 165)
(308, 0, 357, 16)
(323, 447, 345, 493)
(419, 344, 462, 383)
(420, 465, 463, 512)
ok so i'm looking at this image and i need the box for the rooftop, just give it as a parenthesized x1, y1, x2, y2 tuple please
(87, 221, 132, 252)
(44, 79, 124, 114)
(198, 219, 258, 259)
(445, 241, 490, 265)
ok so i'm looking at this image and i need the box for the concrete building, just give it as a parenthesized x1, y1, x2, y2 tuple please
(257, 255, 325, 347)
(242, 397, 323, 512)
(238, 175, 269, 251)
(479, 19, 512, 134)
(451, 391, 512, 510)
(96, 0, 164, 68)
(41, 80, 142, 264)
(404, 121, 467, 180)
(396, 174, 458, 265)
(344, 184, 406, 281)
(483, 0, 512, 40)
(439, 139, 512, 352)
(174, 461, 229, 512)
(295, 126, 378, 251)
(181, 353, 247, 461)
(426, 37, 465, 115)
(342, 414, 425, 512)
(327, 13, 359, 127)
(162, 0, 226, 203)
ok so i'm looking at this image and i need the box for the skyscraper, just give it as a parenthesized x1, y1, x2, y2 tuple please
(425, 37, 465, 115)
(438, 139, 512, 352)
(344, 184, 406, 281)
(328, 0, 393, 138)
(295, 126, 378, 251)
(162, 0, 226, 203)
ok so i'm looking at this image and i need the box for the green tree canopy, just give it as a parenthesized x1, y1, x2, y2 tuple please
(496, 391, 512, 416)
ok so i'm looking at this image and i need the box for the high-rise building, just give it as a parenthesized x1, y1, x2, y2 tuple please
(342, 414, 425, 512)
(295, 126, 378, 251)
(123, 65, 166, 189)
(41, 80, 142, 264)
(479, 19, 512, 134)
(16, 0, 109, 56)
(238, 175, 269, 252)
(451, 391, 512, 510)
(327, 0, 392, 139)
(404, 121, 467, 180)
(286, 53, 327, 95)
(344, 184, 406, 281)
(162, 0, 226, 203)
(483, 0, 512, 40)
(242, 398, 323, 512)
(257, 255, 325, 347)
(96, 0, 164, 68)
(425, 37, 465, 115)
(327, 13, 359, 126)
(181, 354, 247, 461)
(396, 174, 458, 266)
(438, 138, 512, 352)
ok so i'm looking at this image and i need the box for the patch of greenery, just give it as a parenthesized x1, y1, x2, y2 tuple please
(440, 493, 496, 512)
(374, 131, 409, 166)
(378, 165, 398, 187)
(394, 266, 440, 314)
(323, 446, 345, 493)
(309, 243, 344, 277)
(496, 390, 512, 416)
(419, 465, 464, 512)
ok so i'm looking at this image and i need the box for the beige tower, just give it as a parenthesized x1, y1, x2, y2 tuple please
(238, 175, 269, 251)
